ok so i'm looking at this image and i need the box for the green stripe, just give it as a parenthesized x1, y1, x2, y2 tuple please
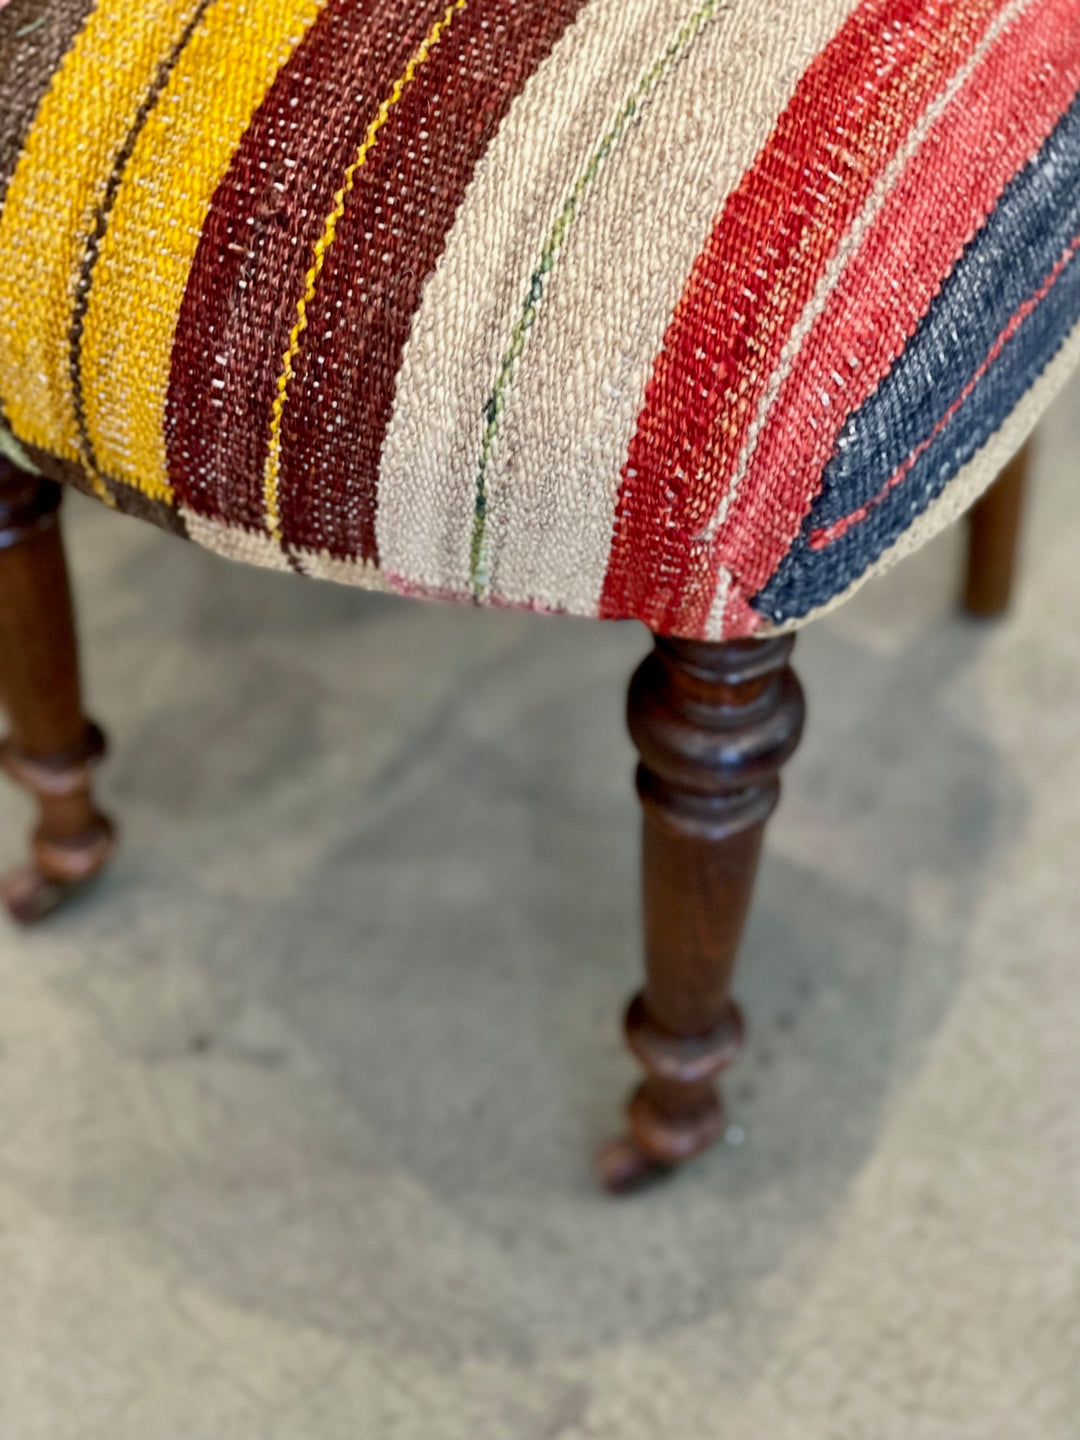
(468, 0, 729, 598)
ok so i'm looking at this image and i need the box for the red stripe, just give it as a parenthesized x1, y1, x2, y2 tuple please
(598, 0, 1008, 634)
(276, 0, 587, 561)
(165, 0, 448, 529)
(710, 0, 1080, 633)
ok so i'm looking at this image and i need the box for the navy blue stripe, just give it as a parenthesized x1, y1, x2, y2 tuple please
(753, 85, 1080, 626)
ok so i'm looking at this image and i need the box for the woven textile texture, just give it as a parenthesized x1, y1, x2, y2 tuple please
(1, 0, 1079, 638)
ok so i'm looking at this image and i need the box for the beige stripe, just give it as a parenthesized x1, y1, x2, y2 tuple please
(291, 550, 391, 590)
(181, 510, 294, 572)
(181, 508, 392, 590)
(703, 569, 732, 642)
(701, 0, 1036, 561)
(760, 316, 1080, 635)
(377, 0, 859, 613)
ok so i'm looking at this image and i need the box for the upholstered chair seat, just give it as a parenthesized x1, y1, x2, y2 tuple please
(2, 0, 1078, 640)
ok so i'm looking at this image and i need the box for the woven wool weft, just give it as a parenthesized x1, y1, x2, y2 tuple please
(1, 0, 1078, 636)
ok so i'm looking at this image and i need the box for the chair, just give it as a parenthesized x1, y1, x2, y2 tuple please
(1, 0, 1076, 1191)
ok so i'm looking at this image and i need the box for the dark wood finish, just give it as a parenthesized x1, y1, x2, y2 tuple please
(597, 634, 805, 1192)
(963, 443, 1030, 617)
(0, 459, 114, 923)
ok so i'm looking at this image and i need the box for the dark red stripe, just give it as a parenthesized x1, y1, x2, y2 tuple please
(165, 0, 450, 529)
(273, 0, 588, 561)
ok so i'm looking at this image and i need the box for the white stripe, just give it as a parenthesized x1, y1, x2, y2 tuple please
(294, 550, 390, 590)
(180, 508, 393, 589)
(377, 0, 860, 615)
(181, 510, 293, 571)
(703, 569, 731, 642)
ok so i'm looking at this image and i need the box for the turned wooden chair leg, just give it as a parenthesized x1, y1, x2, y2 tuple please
(0, 460, 115, 923)
(596, 634, 805, 1193)
(963, 443, 1030, 617)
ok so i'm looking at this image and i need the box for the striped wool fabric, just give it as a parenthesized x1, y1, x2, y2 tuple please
(1, 0, 1079, 637)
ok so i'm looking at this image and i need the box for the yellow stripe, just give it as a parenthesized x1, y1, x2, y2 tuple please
(80, 0, 328, 504)
(262, 0, 468, 544)
(0, 0, 203, 465)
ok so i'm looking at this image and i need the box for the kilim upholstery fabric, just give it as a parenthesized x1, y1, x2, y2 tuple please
(1, 0, 1079, 639)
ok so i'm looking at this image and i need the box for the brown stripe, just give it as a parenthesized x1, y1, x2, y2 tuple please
(18, 441, 189, 537)
(0, 0, 95, 209)
(165, 0, 449, 530)
(0, 0, 96, 432)
(274, 0, 589, 561)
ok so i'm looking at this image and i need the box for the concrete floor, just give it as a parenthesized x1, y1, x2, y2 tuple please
(2, 374, 1079, 1439)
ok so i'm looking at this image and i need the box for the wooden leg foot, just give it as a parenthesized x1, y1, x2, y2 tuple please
(2, 864, 80, 926)
(0, 462, 115, 923)
(598, 635, 804, 1191)
(0, 725, 115, 924)
(594, 1135, 674, 1196)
